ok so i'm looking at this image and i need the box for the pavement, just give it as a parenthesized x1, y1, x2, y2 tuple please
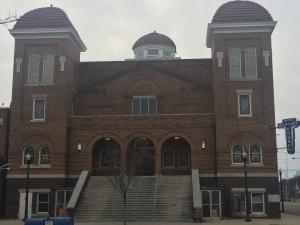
(284, 202, 300, 216)
(0, 214, 299, 225)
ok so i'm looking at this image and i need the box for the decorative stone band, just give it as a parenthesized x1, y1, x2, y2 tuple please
(231, 187, 266, 192)
(9, 28, 87, 52)
(206, 21, 277, 48)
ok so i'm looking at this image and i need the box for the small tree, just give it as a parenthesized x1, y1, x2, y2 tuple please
(0, 14, 17, 25)
(107, 138, 154, 225)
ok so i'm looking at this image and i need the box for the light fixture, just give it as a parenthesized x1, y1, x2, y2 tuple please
(201, 139, 206, 150)
(105, 137, 111, 141)
(77, 143, 82, 151)
(174, 136, 180, 140)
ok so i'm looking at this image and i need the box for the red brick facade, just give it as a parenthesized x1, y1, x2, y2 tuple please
(3, 1, 281, 220)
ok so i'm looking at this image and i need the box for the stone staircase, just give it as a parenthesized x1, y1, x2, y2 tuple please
(74, 175, 192, 222)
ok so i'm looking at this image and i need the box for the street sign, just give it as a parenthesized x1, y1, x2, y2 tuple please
(277, 118, 299, 154)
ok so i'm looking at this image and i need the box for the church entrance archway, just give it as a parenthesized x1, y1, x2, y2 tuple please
(161, 136, 191, 174)
(92, 137, 121, 175)
(127, 137, 155, 176)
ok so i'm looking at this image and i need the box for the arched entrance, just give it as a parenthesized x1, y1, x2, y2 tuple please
(161, 136, 191, 174)
(92, 137, 121, 175)
(127, 137, 155, 176)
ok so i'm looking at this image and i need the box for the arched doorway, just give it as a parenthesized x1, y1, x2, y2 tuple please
(161, 136, 191, 174)
(127, 137, 155, 176)
(92, 138, 121, 175)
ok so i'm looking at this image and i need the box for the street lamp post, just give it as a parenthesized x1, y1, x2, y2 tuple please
(242, 152, 252, 222)
(279, 168, 285, 212)
(24, 153, 32, 221)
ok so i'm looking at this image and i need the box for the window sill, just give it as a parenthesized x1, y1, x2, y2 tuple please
(231, 163, 264, 167)
(31, 119, 45, 123)
(227, 78, 262, 82)
(20, 165, 51, 169)
(238, 115, 253, 118)
(23, 83, 55, 87)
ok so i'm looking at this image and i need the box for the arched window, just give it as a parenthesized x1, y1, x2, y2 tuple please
(39, 147, 50, 165)
(163, 150, 174, 168)
(249, 144, 262, 164)
(100, 150, 109, 168)
(232, 145, 243, 164)
(23, 147, 34, 165)
(179, 149, 189, 168)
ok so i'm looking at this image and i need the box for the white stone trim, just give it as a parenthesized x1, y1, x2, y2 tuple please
(231, 188, 266, 192)
(263, 50, 271, 66)
(59, 56, 66, 71)
(10, 28, 87, 52)
(216, 52, 223, 68)
(19, 188, 51, 193)
(206, 21, 277, 48)
(8, 174, 65, 178)
(15, 57, 23, 72)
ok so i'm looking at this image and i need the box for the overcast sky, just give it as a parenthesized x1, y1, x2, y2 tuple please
(1, 0, 299, 178)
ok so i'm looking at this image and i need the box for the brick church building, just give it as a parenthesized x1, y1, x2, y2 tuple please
(0, 0, 281, 221)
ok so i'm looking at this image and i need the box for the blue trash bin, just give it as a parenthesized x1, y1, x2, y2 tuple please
(24, 217, 73, 225)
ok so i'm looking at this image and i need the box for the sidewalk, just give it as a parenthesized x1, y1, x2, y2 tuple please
(0, 214, 299, 225)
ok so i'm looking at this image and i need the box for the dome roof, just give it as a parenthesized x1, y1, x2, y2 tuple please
(13, 6, 74, 29)
(212, 1, 273, 23)
(132, 31, 176, 51)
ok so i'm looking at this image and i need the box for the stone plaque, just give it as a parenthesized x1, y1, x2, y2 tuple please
(0, 118, 3, 125)
(268, 194, 280, 202)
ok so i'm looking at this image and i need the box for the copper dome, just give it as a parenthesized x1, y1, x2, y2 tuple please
(132, 31, 176, 52)
(212, 1, 273, 23)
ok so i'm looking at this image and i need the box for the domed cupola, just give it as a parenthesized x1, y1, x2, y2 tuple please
(132, 31, 177, 60)
(10, 5, 86, 52)
(206, 0, 276, 48)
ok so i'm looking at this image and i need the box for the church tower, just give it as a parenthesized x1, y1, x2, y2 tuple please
(7, 6, 86, 218)
(207, 1, 279, 217)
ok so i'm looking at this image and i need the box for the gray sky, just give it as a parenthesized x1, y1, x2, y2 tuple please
(1, 0, 300, 178)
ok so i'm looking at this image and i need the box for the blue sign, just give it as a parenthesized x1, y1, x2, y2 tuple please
(277, 118, 299, 154)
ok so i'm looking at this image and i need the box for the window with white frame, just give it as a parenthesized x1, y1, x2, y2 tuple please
(147, 49, 159, 56)
(232, 192, 265, 216)
(132, 96, 157, 115)
(39, 147, 50, 165)
(37, 193, 49, 213)
(202, 190, 221, 217)
(237, 90, 252, 117)
(23, 147, 34, 165)
(33, 97, 46, 121)
(163, 150, 174, 168)
(232, 144, 243, 164)
(27, 53, 54, 85)
(249, 144, 262, 164)
(229, 47, 257, 79)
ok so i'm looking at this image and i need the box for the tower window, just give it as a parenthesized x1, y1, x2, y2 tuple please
(229, 47, 257, 79)
(132, 96, 157, 115)
(237, 90, 252, 117)
(33, 97, 46, 121)
(27, 52, 54, 85)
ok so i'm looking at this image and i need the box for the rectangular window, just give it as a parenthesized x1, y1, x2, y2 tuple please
(33, 98, 46, 121)
(148, 49, 159, 56)
(132, 97, 157, 115)
(245, 48, 257, 79)
(28, 54, 40, 85)
(237, 91, 252, 117)
(55, 190, 72, 216)
(229, 48, 241, 79)
(42, 53, 54, 84)
(37, 193, 49, 213)
(232, 192, 265, 216)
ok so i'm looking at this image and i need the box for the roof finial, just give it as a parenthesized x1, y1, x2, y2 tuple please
(154, 30, 156, 33)
(50, 4, 53, 7)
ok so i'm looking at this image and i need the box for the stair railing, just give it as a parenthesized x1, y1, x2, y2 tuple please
(66, 170, 90, 216)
